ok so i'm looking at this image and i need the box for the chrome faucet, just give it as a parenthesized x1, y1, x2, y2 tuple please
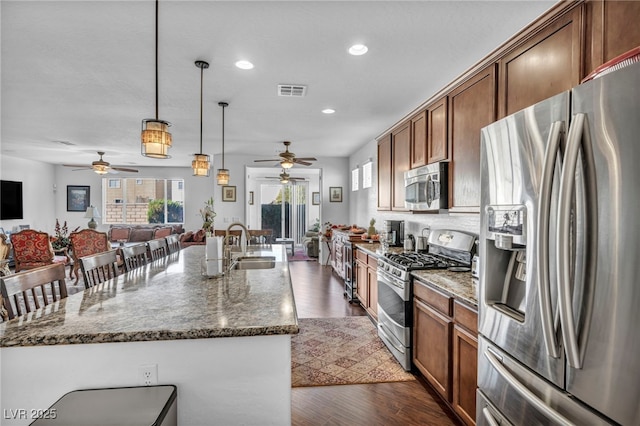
(224, 222, 250, 264)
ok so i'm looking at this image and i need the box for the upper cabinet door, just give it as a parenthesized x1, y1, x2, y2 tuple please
(410, 111, 427, 169)
(499, 5, 583, 117)
(448, 64, 497, 213)
(427, 96, 448, 164)
(377, 134, 392, 211)
(392, 122, 411, 211)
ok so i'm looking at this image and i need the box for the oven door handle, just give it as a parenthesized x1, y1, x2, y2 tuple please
(482, 407, 500, 426)
(378, 322, 406, 354)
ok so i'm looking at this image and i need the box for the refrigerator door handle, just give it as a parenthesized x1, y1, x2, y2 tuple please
(482, 407, 501, 426)
(484, 349, 575, 426)
(536, 120, 564, 359)
(557, 113, 598, 370)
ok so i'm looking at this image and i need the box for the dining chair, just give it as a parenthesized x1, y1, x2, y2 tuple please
(248, 229, 273, 246)
(10, 229, 69, 273)
(0, 233, 12, 276)
(147, 238, 168, 261)
(214, 229, 242, 247)
(0, 263, 68, 320)
(79, 250, 119, 289)
(164, 234, 181, 254)
(121, 243, 149, 272)
(69, 229, 110, 283)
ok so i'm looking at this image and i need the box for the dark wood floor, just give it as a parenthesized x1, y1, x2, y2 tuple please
(289, 260, 461, 426)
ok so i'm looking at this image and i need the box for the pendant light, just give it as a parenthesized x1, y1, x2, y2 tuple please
(192, 60, 210, 176)
(141, 0, 172, 159)
(216, 102, 230, 185)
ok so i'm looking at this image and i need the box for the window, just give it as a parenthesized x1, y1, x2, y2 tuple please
(103, 178, 184, 224)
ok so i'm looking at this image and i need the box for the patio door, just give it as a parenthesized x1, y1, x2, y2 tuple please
(259, 182, 309, 244)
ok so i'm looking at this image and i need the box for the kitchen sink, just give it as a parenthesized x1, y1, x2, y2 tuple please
(232, 256, 276, 270)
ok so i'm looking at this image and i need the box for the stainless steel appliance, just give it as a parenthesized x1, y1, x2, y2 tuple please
(404, 162, 448, 212)
(477, 61, 640, 426)
(377, 229, 476, 370)
(383, 220, 404, 247)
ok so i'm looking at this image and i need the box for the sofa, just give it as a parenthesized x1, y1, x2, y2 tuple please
(179, 229, 207, 248)
(108, 224, 184, 243)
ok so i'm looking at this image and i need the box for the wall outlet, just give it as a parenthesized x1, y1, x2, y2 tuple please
(138, 364, 158, 386)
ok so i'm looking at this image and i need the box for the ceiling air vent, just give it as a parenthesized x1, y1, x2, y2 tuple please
(278, 84, 307, 97)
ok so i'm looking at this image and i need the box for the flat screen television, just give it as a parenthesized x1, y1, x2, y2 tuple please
(1, 180, 24, 220)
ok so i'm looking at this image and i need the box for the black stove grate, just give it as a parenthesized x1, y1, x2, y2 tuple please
(382, 252, 465, 271)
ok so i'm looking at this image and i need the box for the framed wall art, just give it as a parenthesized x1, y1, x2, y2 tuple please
(329, 187, 342, 203)
(312, 192, 320, 205)
(222, 186, 236, 202)
(67, 185, 90, 212)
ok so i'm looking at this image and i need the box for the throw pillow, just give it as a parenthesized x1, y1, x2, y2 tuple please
(181, 231, 194, 242)
(193, 229, 206, 243)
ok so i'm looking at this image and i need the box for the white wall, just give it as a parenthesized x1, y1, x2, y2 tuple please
(0, 153, 350, 236)
(348, 140, 480, 238)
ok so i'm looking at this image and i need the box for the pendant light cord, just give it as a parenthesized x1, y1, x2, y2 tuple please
(221, 104, 225, 169)
(199, 64, 203, 153)
(155, 0, 159, 120)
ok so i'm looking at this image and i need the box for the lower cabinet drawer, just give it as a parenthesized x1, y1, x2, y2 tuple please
(414, 279, 452, 317)
(454, 300, 478, 334)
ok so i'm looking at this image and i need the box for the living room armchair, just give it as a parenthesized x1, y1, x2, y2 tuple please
(10, 229, 69, 273)
(302, 231, 319, 258)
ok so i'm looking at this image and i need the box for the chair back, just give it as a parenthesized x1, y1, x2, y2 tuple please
(0, 263, 68, 320)
(9, 229, 55, 272)
(121, 243, 148, 272)
(165, 234, 181, 254)
(69, 229, 110, 260)
(249, 229, 273, 246)
(147, 238, 168, 261)
(0, 234, 12, 277)
(79, 250, 119, 289)
(214, 229, 242, 246)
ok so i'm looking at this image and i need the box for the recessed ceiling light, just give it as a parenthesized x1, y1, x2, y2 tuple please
(322, 108, 335, 114)
(348, 44, 368, 56)
(235, 60, 254, 70)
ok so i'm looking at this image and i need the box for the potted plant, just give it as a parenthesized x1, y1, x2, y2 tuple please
(367, 218, 376, 236)
(199, 197, 217, 233)
(51, 219, 79, 252)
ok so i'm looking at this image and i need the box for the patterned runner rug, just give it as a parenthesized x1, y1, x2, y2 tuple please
(292, 316, 416, 387)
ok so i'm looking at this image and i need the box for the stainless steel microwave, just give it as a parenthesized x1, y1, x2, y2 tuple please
(404, 162, 448, 212)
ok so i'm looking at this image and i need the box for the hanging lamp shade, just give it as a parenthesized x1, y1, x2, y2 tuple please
(192, 60, 211, 176)
(141, 0, 172, 159)
(216, 102, 230, 185)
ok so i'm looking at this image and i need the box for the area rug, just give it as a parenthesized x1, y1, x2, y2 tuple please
(288, 249, 314, 262)
(291, 316, 416, 387)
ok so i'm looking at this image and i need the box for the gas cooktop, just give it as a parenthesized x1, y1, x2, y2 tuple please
(381, 252, 467, 271)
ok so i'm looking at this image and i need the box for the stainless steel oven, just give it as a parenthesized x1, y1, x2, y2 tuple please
(377, 229, 476, 371)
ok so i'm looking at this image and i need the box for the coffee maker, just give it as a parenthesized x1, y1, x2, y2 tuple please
(384, 220, 404, 247)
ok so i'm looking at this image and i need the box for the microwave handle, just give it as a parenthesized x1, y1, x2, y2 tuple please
(426, 175, 433, 205)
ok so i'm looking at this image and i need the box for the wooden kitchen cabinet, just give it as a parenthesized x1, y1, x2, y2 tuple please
(498, 5, 583, 117)
(392, 122, 411, 211)
(427, 96, 448, 164)
(447, 64, 497, 213)
(354, 248, 378, 320)
(377, 133, 392, 211)
(452, 301, 478, 426)
(413, 278, 478, 426)
(410, 110, 427, 169)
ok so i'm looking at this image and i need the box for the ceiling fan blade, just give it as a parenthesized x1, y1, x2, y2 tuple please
(71, 167, 92, 172)
(63, 164, 91, 168)
(111, 167, 139, 173)
(293, 159, 312, 166)
(254, 159, 281, 163)
(295, 157, 317, 161)
(106, 168, 120, 174)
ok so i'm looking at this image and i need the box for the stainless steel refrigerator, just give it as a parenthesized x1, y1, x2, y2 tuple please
(477, 61, 640, 426)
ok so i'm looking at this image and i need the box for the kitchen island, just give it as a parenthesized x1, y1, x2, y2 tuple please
(0, 245, 298, 425)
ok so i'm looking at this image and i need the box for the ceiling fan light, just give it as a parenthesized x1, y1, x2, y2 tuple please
(281, 159, 294, 169)
(141, 119, 172, 159)
(192, 154, 211, 177)
(94, 165, 109, 175)
(216, 168, 230, 185)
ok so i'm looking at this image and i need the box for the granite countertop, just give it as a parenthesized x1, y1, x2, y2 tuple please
(411, 269, 477, 306)
(0, 245, 299, 348)
(352, 242, 381, 257)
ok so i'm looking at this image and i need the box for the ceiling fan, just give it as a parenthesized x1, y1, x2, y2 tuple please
(254, 141, 317, 168)
(63, 151, 139, 174)
(266, 170, 307, 184)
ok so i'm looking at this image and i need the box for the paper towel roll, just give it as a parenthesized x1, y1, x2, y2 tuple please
(205, 236, 224, 276)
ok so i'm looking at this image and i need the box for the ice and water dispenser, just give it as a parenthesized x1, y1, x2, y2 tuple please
(483, 205, 528, 322)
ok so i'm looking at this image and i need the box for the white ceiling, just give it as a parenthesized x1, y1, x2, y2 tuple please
(1, 0, 557, 169)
